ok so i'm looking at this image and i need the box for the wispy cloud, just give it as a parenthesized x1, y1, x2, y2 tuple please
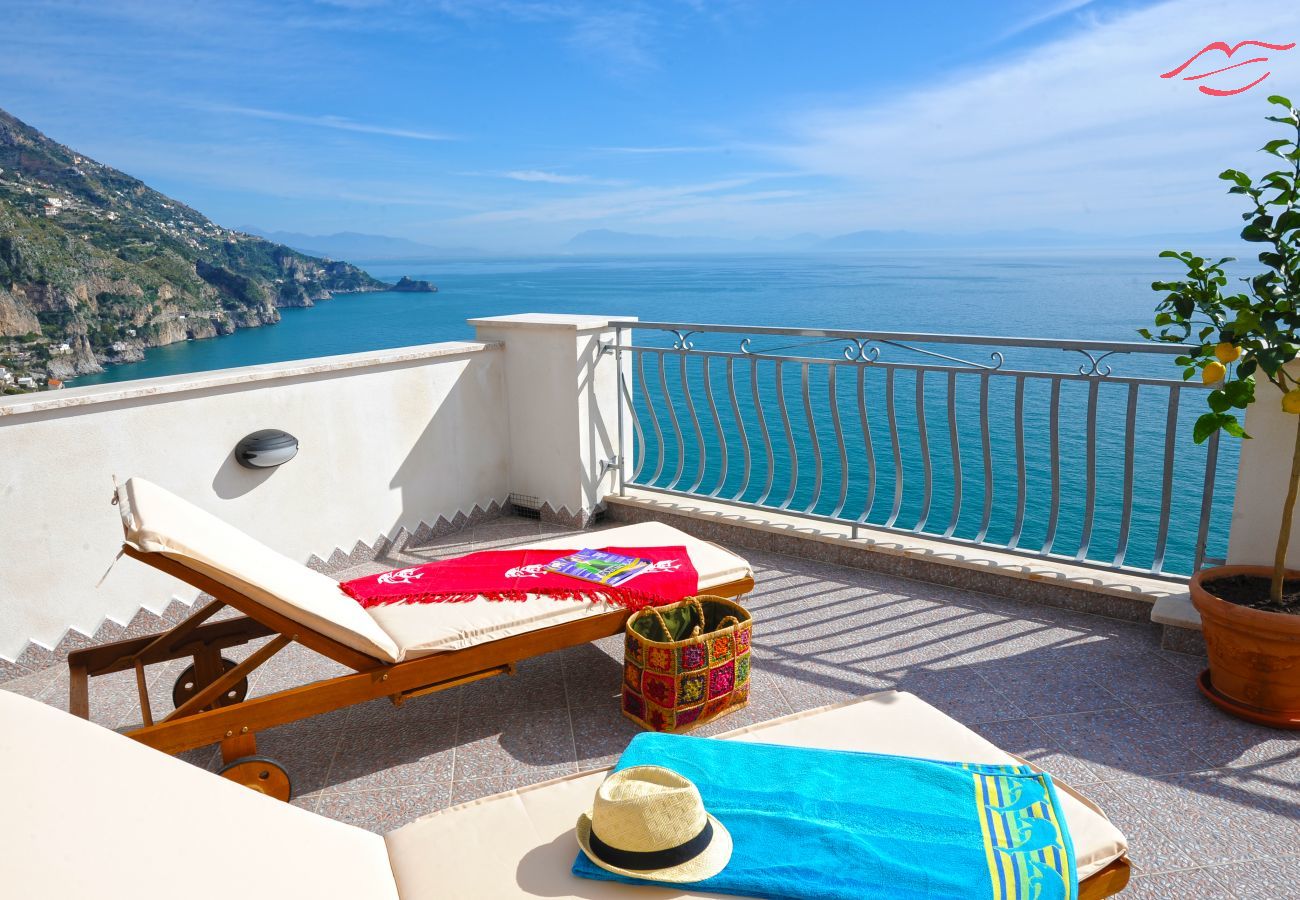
(208, 105, 457, 141)
(601, 144, 725, 154)
(564, 7, 658, 74)
(770, 0, 1300, 233)
(502, 169, 600, 184)
(456, 174, 805, 225)
(999, 0, 1096, 41)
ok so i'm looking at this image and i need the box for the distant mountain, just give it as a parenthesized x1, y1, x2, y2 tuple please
(564, 229, 822, 254)
(0, 107, 388, 387)
(563, 226, 1245, 255)
(246, 229, 482, 260)
(817, 227, 1244, 251)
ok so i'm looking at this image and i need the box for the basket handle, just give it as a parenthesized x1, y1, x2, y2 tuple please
(716, 615, 741, 631)
(642, 606, 675, 642)
(686, 597, 708, 638)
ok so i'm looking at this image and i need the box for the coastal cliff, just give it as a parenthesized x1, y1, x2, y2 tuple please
(0, 106, 390, 390)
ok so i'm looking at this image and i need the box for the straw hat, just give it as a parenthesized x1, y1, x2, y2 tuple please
(576, 766, 732, 883)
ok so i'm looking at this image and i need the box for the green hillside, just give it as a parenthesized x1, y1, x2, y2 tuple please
(0, 107, 389, 390)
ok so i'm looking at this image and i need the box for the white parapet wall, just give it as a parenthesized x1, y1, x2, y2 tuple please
(0, 341, 511, 662)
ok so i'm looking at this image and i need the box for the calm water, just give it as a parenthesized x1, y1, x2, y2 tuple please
(73, 252, 1243, 574)
(73, 252, 1220, 384)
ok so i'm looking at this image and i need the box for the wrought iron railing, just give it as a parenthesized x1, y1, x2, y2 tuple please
(606, 321, 1238, 581)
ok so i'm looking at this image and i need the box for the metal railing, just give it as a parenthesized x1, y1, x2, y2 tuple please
(606, 321, 1238, 581)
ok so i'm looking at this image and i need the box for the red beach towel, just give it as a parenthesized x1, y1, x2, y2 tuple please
(340, 545, 698, 610)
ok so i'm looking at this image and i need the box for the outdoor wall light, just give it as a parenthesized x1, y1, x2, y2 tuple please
(235, 429, 299, 469)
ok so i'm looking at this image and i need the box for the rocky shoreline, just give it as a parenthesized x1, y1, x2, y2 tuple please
(57, 284, 392, 380)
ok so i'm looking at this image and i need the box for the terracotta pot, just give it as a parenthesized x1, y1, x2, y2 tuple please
(1190, 564, 1300, 729)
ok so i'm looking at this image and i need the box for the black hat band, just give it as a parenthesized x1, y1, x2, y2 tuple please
(588, 820, 714, 871)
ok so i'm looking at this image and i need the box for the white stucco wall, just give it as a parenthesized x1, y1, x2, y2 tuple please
(1228, 360, 1300, 569)
(470, 314, 633, 520)
(0, 342, 510, 661)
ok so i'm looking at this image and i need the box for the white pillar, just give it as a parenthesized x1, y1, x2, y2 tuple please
(470, 313, 635, 528)
(1227, 361, 1300, 568)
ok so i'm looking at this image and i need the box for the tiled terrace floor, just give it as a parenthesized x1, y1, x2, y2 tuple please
(4, 515, 1300, 898)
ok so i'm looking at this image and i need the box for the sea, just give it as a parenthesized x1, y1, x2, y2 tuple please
(70, 251, 1245, 574)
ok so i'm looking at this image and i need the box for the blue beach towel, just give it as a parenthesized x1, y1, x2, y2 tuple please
(572, 732, 1077, 900)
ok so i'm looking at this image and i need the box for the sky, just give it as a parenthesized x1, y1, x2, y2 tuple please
(1, 0, 1299, 251)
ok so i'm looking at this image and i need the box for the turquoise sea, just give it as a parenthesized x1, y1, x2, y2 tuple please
(72, 252, 1243, 574)
(74, 252, 1216, 384)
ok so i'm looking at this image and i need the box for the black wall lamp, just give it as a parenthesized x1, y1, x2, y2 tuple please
(235, 429, 299, 468)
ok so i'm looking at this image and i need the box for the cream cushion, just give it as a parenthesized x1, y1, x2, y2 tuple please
(0, 690, 400, 900)
(384, 691, 1128, 899)
(366, 521, 753, 658)
(117, 477, 401, 663)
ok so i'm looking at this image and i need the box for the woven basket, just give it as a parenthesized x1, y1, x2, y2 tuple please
(622, 594, 753, 733)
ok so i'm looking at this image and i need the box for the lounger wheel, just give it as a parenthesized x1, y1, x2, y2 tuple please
(172, 658, 248, 710)
(218, 755, 292, 801)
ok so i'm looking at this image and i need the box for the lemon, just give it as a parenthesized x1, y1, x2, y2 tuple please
(1284, 389, 1300, 415)
(1214, 342, 1241, 364)
(1202, 361, 1226, 384)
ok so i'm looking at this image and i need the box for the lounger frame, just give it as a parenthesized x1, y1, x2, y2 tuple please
(69, 545, 754, 767)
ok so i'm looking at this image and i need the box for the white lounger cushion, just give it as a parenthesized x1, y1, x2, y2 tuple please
(0, 689, 1125, 900)
(118, 477, 403, 663)
(384, 691, 1128, 899)
(117, 479, 751, 665)
(367, 520, 753, 657)
(0, 690, 400, 900)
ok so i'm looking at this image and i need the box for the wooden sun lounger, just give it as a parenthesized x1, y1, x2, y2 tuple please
(68, 478, 754, 800)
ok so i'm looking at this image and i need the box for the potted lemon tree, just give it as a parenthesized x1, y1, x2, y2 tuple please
(1143, 95, 1300, 728)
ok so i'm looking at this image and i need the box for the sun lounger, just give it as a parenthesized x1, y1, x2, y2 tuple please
(0, 689, 1130, 899)
(66, 477, 754, 798)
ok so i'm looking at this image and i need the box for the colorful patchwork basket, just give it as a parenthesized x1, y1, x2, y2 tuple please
(622, 594, 753, 733)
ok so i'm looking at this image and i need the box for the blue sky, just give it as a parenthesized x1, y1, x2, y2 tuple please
(2, 0, 1298, 250)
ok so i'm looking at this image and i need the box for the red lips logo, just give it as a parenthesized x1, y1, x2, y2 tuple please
(1161, 40, 1295, 96)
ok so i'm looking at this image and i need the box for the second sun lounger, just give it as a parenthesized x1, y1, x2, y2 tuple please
(1, 688, 1130, 899)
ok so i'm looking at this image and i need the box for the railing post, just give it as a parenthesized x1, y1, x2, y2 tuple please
(615, 325, 626, 496)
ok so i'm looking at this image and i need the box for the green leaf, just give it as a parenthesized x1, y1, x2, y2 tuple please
(1262, 139, 1293, 155)
(1220, 169, 1252, 187)
(1276, 209, 1300, 234)
(1222, 417, 1249, 439)
(1224, 377, 1256, 407)
(1193, 413, 1224, 444)
(1267, 94, 1294, 107)
(1207, 389, 1231, 413)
